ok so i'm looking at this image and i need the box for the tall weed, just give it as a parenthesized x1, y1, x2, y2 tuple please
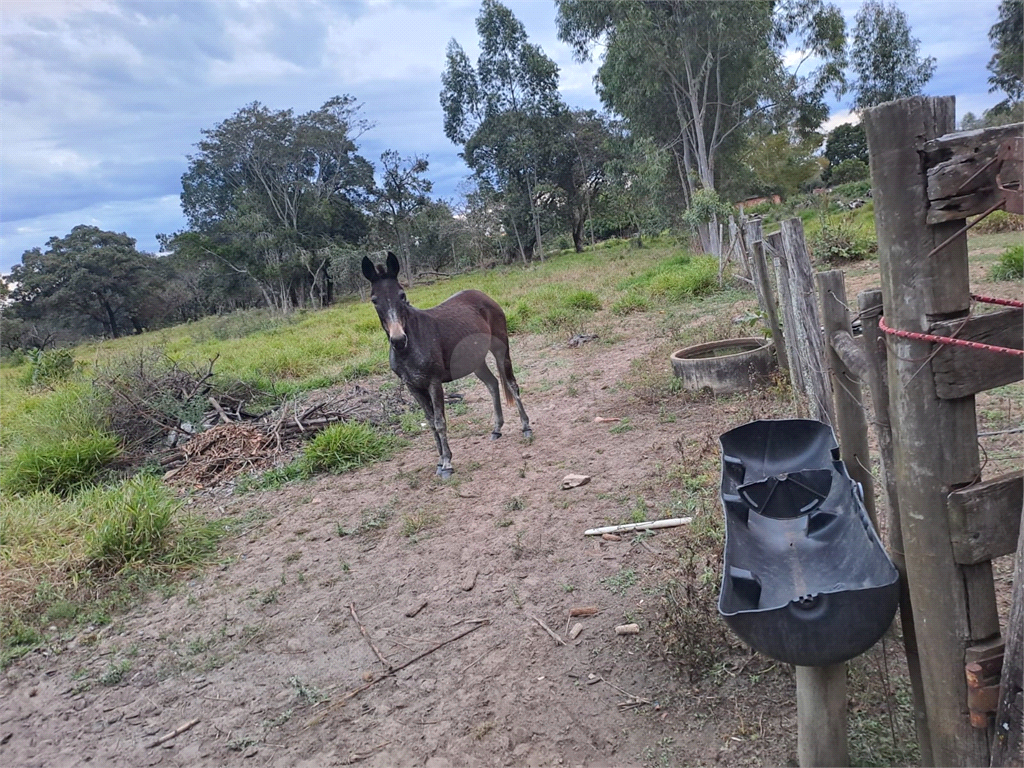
(1, 433, 121, 496)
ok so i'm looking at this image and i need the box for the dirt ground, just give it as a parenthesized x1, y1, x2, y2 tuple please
(0, 271, 1013, 767)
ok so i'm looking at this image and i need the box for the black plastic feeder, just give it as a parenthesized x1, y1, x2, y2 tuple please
(717, 419, 899, 667)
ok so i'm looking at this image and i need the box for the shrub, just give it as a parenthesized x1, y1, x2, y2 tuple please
(810, 220, 876, 264)
(990, 245, 1024, 281)
(972, 210, 1024, 234)
(84, 476, 180, 571)
(1, 433, 121, 496)
(829, 159, 869, 185)
(561, 290, 602, 312)
(302, 421, 399, 474)
(24, 348, 76, 387)
(611, 292, 652, 316)
(831, 180, 872, 199)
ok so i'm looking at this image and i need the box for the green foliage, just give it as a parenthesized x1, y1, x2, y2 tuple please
(562, 290, 601, 311)
(25, 348, 76, 387)
(990, 245, 1024, 280)
(302, 422, 400, 474)
(824, 123, 868, 171)
(619, 255, 719, 302)
(987, 0, 1023, 110)
(1, 433, 121, 497)
(611, 292, 652, 316)
(828, 159, 869, 186)
(972, 210, 1024, 235)
(83, 476, 179, 570)
(744, 131, 824, 198)
(849, 1, 936, 110)
(681, 189, 733, 230)
(831, 180, 873, 199)
(809, 218, 877, 264)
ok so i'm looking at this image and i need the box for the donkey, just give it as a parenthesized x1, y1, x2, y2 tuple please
(362, 253, 532, 478)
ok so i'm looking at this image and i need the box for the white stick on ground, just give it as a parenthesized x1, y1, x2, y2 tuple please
(583, 518, 692, 536)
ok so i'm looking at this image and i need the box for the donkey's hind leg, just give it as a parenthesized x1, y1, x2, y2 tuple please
(491, 339, 532, 439)
(475, 364, 504, 439)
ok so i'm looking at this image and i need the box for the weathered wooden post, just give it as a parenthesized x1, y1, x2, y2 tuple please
(765, 230, 806, 410)
(857, 288, 934, 767)
(815, 270, 875, 530)
(744, 218, 789, 374)
(863, 95, 993, 766)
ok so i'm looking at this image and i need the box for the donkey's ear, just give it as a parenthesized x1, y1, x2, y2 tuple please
(361, 256, 377, 282)
(385, 252, 401, 278)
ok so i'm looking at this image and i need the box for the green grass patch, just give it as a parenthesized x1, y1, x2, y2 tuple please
(618, 255, 719, 302)
(302, 422, 401, 474)
(1, 432, 121, 496)
(989, 245, 1023, 281)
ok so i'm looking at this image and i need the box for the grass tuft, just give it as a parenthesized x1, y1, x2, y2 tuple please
(302, 421, 401, 474)
(1, 432, 121, 496)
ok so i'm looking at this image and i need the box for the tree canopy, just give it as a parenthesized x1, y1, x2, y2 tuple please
(987, 0, 1023, 113)
(848, 1, 935, 111)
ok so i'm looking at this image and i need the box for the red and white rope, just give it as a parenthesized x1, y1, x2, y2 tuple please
(879, 293, 1023, 358)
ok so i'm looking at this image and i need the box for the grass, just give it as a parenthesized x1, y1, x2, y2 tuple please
(989, 244, 1023, 281)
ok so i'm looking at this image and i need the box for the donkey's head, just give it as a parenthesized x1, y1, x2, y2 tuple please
(362, 252, 410, 349)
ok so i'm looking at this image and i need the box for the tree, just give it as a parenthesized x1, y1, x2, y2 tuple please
(372, 151, 433, 283)
(555, 0, 847, 257)
(848, 1, 935, 111)
(822, 121, 867, 182)
(8, 226, 158, 338)
(600, 133, 671, 247)
(180, 97, 374, 311)
(987, 0, 1023, 114)
(441, 0, 565, 262)
(745, 129, 824, 197)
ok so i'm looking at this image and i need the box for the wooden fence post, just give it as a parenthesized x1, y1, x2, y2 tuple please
(744, 218, 789, 374)
(991, 502, 1024, 766)
(857, 288, 934, 767)
(863, 95, 992, 767)
(779, 218, 834, 426)
(766, 230, 806, 411)
(815, 270, 876, 530)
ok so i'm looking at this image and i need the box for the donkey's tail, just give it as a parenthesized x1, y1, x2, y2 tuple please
(493, 342, 516, 408)
(499, 372, 515, 408)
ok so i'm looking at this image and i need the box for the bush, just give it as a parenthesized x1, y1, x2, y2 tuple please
(611, 292, 652, 316)
(829, 159, 869, 185)
(24, 348, 76, 387)
(1, 433, 121, 496)
(990, 245, 1024, 281)
(831, 180, 872, 199)
(561, 290, 602, 312)
(809, 217, 877, 265)
(972, 210, 1024, 234)
(84, 476, 179, 571)
(302, 421, 400, 474)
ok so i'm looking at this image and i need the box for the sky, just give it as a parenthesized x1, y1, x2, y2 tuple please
(0, 0, 1008, 273)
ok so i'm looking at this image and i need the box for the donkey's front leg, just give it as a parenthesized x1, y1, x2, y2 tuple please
(408, 385, 446, 475)
(427, 382, 454, 478)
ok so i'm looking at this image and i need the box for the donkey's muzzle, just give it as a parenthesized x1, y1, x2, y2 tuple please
(389, 333, 408, 350)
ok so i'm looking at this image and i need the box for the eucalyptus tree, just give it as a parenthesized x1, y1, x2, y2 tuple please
(987, 0, 1023, 115)
(848, 1, 935, 110)
(180, 96, 374, 312)
(372, 150, 433, 283)
(555, 0, 847, 256)
(441, 0, 566, 261)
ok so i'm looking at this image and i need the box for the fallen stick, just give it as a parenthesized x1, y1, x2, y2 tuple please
(208, 396, 232, 424)
(528, 613, 566, 646)
(583, 518, 692, 536)
(146, 717, 200, 749)
(314, 622, 487, 719)
(350, 603, 391, 671)
(569, 606, 600, 617)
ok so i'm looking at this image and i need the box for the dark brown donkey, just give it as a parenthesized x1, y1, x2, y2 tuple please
(362, 253, 532, 478)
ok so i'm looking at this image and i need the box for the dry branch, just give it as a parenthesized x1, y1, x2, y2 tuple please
(145, 717, 200, 749)
(528, 613, 566, 646)
(350, 603, 392, 671)
(583, 518, 692, 536)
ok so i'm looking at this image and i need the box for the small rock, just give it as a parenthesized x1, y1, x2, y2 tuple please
(561, 474, 591, 490)
(601, 533, 621, 542)
(404, 599, 428, 618)
(461, 569, 478, 591)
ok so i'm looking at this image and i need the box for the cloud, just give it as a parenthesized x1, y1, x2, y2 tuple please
(0, 0, 1005, 273)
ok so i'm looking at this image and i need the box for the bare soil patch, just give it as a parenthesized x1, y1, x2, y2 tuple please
(0, 297, 942, 767)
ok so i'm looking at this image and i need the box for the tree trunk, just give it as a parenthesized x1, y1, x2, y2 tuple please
(100, 297, 120, 338)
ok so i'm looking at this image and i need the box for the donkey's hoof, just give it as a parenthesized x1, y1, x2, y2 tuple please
(522, 428, 533, 440)
(436, 466, 454, 480)
(490, 430, 502, 440)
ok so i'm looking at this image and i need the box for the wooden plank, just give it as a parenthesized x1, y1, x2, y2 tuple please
(991, 496, 1024, 766)
(864, 95, 987, 766)
(744, 218, 789, 374)
(830, 330, 868, 381)
(857, 288, 932, 761)
(931, 308, 1024, 399)
(818, 270, 876, 531)
(767, 229, 806, 406)
(924, 123, 1022, 223)
(781, 218, 834, 426)
(948, 473, 1024, 564)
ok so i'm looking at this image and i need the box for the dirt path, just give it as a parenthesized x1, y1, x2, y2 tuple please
(1, 307, 879, 768)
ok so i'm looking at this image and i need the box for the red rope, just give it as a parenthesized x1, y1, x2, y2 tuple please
(972, 293, 1024, 309)
(879, 299, 1024, 358)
